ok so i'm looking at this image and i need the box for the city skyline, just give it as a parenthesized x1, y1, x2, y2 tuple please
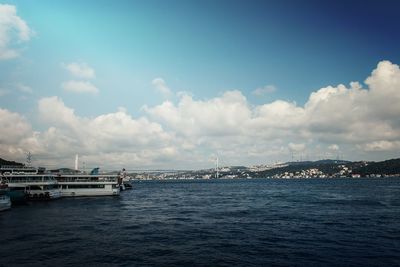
(1, 0, 400, 169)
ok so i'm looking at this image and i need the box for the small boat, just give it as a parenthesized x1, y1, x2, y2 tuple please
(123, 182, 133, 190)
(119, 168, 133, 191)
(0, 187, 11, 211)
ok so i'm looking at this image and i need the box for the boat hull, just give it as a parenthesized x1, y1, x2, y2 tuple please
(60, 188, 120, 197)
(27, 189, 62, 200)
(59, 184, 120, 197)
(6, 190, 27, 203)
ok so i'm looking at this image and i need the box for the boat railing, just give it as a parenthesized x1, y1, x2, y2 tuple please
(0, 165, 38, 172)
(1, 175, 57, 184)
(57, 175, 118, 183)
(0, 165, 36, 169)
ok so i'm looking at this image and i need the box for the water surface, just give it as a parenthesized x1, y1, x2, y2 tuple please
(1, 178, 400, 266)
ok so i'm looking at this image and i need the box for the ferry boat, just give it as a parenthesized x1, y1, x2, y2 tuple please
(2, 174, 62, 200)
(56, 168, 120, 197)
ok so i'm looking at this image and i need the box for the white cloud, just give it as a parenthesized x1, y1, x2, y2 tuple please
(251, 100, 305, 130)
(252, 85, 276, 96)
(145, 90, 251, 137)
(38, 96, 81, 130)
(0, 84, 32, 98)
(17, 84, 33, 94)
(33, 96, 175, 169)
(0, 108, 40, 162)
(0, 4, 34, 60)
(60, 62, 98, 94)
(303, 61, 400, 148)
(361, 141, 400, 152)
(0, 108, 32, 144)
(328, 144, 339, 151)
(152, 78, 172, 98)
(62, 80, 99, 94)
(2, 60, 400, 168)
(0, 88, 10, 96)
(288, 143, 306, 152)
(62, 62, 95, 79)
(145, 60, 400, 164)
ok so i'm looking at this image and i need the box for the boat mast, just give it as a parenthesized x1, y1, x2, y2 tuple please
(26, 152, 32, 167)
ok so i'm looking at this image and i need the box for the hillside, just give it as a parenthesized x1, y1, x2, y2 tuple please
(252, 158, 400, 178)
(353, 158, 400, 176)
(0, 157, 24, 167)
(255, 160, 349, 177)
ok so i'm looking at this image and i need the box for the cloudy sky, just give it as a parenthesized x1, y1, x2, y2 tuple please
(1, 0, 400, 170)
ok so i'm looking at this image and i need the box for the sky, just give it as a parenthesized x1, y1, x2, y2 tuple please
(1, 0, 400, 170)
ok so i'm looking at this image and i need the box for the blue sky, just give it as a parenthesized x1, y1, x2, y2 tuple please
(1, 0, 400, 169)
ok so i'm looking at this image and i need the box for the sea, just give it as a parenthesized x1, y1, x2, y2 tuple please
(1, 178, 400, 267)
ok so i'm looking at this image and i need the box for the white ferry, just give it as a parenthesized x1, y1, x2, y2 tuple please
(56, 168, 120, 197)
(1, 174, 62, 200)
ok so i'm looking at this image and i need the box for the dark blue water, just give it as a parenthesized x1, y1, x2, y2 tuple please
(1, 178, 400, 266)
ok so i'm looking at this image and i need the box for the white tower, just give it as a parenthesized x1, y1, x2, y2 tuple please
(74, 154, 79, 170)
(215, 156, 219, 179)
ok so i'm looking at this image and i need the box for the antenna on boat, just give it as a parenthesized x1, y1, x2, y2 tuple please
(26, 152, 32, 167)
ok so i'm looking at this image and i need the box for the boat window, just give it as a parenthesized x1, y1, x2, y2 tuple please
(42, 184, 58, 190)
(10, 187, 25, 191)
(29, 185, 42, 190)
(67, 184, 105, 189)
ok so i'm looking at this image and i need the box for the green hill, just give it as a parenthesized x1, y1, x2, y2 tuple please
(353, 158, 400, 175)
(0, 157, 24, 167)
(256, 160, 348, 177)
(254, 158, 400, 177)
